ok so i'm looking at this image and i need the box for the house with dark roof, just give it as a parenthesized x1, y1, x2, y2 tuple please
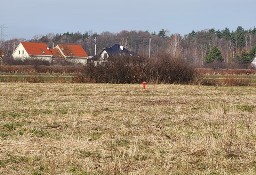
(99, 44, 134, 60)
(91, 44, 135, 65)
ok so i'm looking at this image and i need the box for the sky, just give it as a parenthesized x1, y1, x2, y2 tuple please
(0, 0, 255, 40)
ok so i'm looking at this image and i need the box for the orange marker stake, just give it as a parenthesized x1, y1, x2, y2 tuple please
(142, 81, 147, 92)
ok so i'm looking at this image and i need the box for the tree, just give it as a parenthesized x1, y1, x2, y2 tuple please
(158, 29, 168, 38)
(221, 28, 231, 40)
(236, 51, 252, 64)
(250, 45, 256, 56)
(205, 46, 223, 63)
(236, 45, 256, 64)
(234, 26, 246, 49)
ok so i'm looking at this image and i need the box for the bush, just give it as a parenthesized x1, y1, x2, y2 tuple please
(85, 55, 196, 84)
(85, 56, 146, 83)
(3, 57, 50, 66)
(145, 55, 196, 83)
(0, 65, 85, 74)
(204, 60, 228, 69)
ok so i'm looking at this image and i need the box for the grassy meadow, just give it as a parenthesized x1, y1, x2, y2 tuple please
(0, 83, 256, 174)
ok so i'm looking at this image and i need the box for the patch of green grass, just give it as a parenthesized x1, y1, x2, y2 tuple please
(69, 165, 89, 175)
(32, 165, 45, 175)
(30, 128, 49, 137)
(31, 109, 53, 115)
(0, 132, 9, 138)
(115, 139, 130, 147)
(236, 105, 255, 113)
(7, 111, 22, 118)
(0, 154, 29, 167)
(3, 122, 23, 131)
(59, 109, 68, 115)
(88, 131, 103, 141)
(76, 150, 101, 159)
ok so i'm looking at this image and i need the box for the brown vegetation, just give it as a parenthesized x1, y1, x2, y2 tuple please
(196, 68, 256, 75)
(0, 83, 256, 174)
(86, 55, 196, 84)
(1, 56, 256, 86)
(0, 65, 84, 74)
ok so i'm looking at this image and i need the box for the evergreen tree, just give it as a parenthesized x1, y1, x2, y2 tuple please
(250, 45, 256, 57)
(205, 46, 223, 63)
(158, 29, 167, 38)
(236, 51, 252, 64)
(235, 26, 246, 48)
(221, 28, 231, 40)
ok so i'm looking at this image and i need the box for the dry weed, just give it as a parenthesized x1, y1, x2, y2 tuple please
(0, 83, 256, 174)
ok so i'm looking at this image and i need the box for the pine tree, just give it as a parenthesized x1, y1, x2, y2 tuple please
(205, 46, 223, 63)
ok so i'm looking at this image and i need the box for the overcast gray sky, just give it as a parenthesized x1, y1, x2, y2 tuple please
(0, 0, 255, 40)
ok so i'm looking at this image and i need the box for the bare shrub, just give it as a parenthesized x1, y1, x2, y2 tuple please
(3, 57, 50, 66)
(204, 60, 228, 69)
(85, 55, 196, 84)
(0, 65, 36, 73)
(34, 65, 84, 74)
(85, 56, 146, 83)
(145, 55, 196, 84)
(0, 65, 85, 74)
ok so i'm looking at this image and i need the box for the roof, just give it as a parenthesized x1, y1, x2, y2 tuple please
(50, 48, 64, 58)
(21, 42, 52, 56)
(104, 44, 133, 57)
(57, 44, 88, 58)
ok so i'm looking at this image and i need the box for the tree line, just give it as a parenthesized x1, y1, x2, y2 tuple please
(1, 26, 256, 68)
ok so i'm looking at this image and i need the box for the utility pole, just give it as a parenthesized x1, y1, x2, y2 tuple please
(149, 37, 152, 58)
(0, 24, 7, 47)
(94, 37, 97, 56)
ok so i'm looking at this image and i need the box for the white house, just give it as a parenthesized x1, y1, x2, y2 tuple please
(12, 42, 53, 62)
(12, 42, 89, 65)
(53, 44, 88, 65)
(91, 44, 134, 66)
(99, 44, 133, 60)
(251, 57, 256, 68)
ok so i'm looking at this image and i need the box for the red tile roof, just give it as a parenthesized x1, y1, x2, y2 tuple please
(21, 42, 52, 56)
(50, 48, 64, 58)
(57, 44, 88, 58)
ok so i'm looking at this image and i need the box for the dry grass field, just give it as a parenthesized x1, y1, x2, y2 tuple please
(0, 83, 256, 175)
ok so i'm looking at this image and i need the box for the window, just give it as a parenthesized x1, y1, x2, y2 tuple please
(22, 50, 24, 54)
(19, 50, 20, 54)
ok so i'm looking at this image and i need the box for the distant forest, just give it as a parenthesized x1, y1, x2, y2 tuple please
(2, 26, 256, 68)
